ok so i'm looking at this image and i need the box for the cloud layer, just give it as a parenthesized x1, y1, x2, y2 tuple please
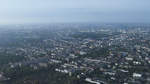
(0, 0, 150, 24)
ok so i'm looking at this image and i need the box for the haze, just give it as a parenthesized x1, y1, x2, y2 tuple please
(0, 0, 150, 24)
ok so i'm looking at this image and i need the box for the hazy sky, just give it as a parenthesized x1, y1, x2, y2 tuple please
(0, 0, 150, 24)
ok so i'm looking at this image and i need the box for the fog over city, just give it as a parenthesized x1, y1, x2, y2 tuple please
(0, 0, 150, 24)
(1, 0, 150, 84)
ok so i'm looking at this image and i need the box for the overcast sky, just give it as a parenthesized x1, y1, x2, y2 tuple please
(0, 0, 150, 24)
